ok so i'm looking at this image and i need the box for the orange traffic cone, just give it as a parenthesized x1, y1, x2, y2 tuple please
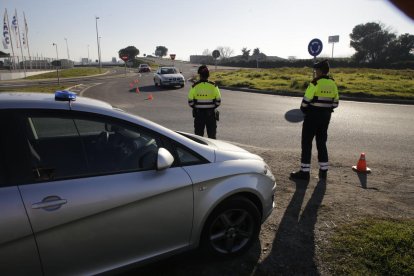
(135, 87, 140, 93)
(129, 83, 133, 89)
(352, 153, 371, 173)
(147, 94, 153, 100)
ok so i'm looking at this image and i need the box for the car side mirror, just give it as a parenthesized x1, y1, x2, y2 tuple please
(157, 148, 174, 171)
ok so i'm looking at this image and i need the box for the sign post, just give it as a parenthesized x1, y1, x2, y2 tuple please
(170, 54, 176, 67)
(120, 55, 129, 76)
(212, 50, 220, 70)
(328, 35, 339, 59)
(308, 38, 323, 78)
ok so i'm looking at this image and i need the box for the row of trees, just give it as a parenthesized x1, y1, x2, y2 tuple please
(118, 46, 170, 61)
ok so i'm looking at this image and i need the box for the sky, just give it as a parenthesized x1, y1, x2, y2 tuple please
(1, 0, 414, 62)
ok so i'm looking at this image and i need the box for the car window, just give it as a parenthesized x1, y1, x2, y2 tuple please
(175, 146, 204, 166)
(22, 112, 162, 182)
(74, 117, 161, 174)
(24, 115, 88, 182)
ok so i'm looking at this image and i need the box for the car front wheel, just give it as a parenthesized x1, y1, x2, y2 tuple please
(201, 196, 261, 257)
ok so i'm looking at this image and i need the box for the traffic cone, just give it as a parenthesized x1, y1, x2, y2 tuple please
(129, 83, 133, 89)
(147, 94, 153, 100)
(352, 153, 371, 173)
(135, 87, 140, 93)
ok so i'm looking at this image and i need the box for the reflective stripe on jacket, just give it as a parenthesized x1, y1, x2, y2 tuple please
(188, 81, 221, 109)
(301, 76, 339, 110)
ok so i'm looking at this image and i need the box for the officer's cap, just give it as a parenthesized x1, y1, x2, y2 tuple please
(313, 59, 330, 74)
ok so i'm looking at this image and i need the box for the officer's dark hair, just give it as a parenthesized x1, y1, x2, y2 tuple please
(313, 59, 330, 75)
(198, 65, 209, 79)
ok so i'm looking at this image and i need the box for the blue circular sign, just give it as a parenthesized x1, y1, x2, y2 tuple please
(308, 38, 323, 56)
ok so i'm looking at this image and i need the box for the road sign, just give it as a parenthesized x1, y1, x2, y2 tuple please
(170, 54, 176, 60)
(308, 38, 323, 57)
(328, 35, 339, 43)
(120, 55, 129, 62)
(212, 50, 220, 59)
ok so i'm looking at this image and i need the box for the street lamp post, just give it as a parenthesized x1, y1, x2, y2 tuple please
(98, 36, 102, 68)
(95, 16, 102, 73)
(52, 43, 60, 84)
(64, 38, 70, 61)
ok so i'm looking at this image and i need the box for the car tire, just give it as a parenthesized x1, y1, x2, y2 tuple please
(180, 84, 184, 88)
(200, 196, 261, 258)
(154, 79, 158, 87)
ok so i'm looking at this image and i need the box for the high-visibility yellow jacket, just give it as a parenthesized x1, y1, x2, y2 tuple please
(188, 80, 221, 109)
(301, 76, 339, 112)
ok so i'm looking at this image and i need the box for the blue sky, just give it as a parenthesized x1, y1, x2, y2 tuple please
(2, 0, 414, 62)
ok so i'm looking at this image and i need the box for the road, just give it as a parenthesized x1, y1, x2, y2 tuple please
(82, 64, 414, 170)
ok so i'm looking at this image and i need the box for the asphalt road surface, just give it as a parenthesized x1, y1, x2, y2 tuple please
(83, 65, 414, 170)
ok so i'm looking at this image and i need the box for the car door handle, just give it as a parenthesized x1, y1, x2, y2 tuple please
(32, 196, 67, 211)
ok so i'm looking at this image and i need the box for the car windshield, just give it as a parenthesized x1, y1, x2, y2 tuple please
(161, 68, 177, 74)
(140, 64, 148, 68)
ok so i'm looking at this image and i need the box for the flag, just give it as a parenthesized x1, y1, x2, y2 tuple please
(12, 10, 19, 48)
(21, 32, 26, 48)
(2, 11, 10, 49)
(23, 12, 28, 33)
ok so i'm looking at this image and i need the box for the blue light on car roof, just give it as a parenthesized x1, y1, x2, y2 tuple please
(55, 90, 77, 101)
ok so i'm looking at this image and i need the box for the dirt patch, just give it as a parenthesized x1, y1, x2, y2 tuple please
(127, 146, 414, 275)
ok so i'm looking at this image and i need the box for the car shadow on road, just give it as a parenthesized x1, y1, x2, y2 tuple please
(131, 85, 183, 93)
(255, 179, 326, 275)
(124, 239, 262, 275)
(284, 109, 304, 123)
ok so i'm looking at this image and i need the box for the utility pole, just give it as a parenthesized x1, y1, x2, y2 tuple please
(52, 43, 60, 84)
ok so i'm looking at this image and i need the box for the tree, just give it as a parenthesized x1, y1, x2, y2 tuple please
(155, 46, 168, 58)
(241, 47, 250, 60)
(118, 46, 139, 60)
(202, 49, 211, 56)
(217, 46, 234, 59)
(253, 48, 260, 56)
(350, 22, 396, 63)
(386, 33, 414, 62)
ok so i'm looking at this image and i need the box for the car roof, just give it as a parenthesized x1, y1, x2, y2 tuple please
(0, 92, 113, 111)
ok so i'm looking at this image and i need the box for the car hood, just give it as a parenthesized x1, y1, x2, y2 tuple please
(176, 132, 263, 162)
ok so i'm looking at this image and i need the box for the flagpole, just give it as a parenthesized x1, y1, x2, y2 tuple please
(5, 9, 16, 70)
(23, 12, 32, 69)
(15, 9, 26, 76)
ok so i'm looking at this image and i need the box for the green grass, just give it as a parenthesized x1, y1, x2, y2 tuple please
(210, 68, 414, 99)
(323, 218, 414, 275)
(0, 85, 67, 93)
(25, 67, 108, 80)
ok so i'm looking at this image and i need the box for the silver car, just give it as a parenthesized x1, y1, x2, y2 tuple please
(0, 92, 276, 275)
(154, 66, 185, 87)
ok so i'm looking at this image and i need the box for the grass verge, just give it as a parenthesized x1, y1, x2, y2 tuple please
(323, 218, 414, 275)
(0, 85, 66, 93)
(210, 68, 414, 99)
(25, 67, 108, 80)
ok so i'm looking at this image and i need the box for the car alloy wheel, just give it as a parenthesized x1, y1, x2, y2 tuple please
(202, 196, 261, 257)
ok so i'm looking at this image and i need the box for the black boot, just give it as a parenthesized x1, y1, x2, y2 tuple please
(319, 169, 327, 180)
(290, 170, 310, 180)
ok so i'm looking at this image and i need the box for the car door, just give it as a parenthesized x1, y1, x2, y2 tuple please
(17, 110, 194, 275)
(0, 110, 42, 275)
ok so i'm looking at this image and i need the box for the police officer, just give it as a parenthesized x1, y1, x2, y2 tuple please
(290, 59, 339, 180)
(188, 65, 221, 139)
